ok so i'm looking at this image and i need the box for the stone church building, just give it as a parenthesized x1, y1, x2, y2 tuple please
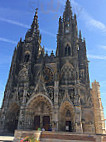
(0, 0, 105, 135)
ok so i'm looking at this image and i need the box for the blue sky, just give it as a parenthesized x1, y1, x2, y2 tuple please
(0, 0, 106, 121)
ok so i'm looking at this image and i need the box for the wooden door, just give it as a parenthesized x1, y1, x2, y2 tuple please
(34, 116, 40, 130)
(66, 121, 72, 132)
(43, 116, 50, 131)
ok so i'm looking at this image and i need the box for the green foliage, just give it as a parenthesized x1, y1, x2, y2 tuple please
(20, 136, 40, 142)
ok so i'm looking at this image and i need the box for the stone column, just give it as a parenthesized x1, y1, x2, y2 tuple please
(40, 114, 43, 129)
(24, 108, 33, 130)
(74, 87, 83, 133)
(91, 81, 106, 134)
(17, 83, 28, 130)
(53, 74, 59, 131)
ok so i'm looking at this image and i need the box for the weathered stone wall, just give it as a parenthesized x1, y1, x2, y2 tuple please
(91, 81, 105, 134)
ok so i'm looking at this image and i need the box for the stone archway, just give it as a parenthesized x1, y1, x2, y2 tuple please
(25, 94, 53, 131)
(6, 103, 20, 133)
(59, 101, 75, 132)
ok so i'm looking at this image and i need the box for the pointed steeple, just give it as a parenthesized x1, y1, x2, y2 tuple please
(63, 0, 72, 22)
(32, 8, 39, 36)
(79, 30, 82, 40)
(74, 14, 77, 24)
(58, 16, 63, 34)
(25, 8, 40, 40)
(83, 38, 86, 46)
(51, 50, 54, 56)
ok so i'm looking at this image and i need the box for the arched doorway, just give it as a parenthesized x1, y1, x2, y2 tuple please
(26, 95, 53, 131)
(6, 103, 20, 133)
(59, 101, 75, 132)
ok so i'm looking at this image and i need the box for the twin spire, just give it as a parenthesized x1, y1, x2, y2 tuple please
(26, 0, 84, 50)
(25, 8, 39, 39)
(63, 0, 72, 21)
(31, 0, 72, 36)
(32, 8, 39, 34)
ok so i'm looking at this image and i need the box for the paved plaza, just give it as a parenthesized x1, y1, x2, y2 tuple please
(0, 136, 14, 142)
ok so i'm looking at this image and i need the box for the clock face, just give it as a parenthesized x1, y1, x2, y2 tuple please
(43, 67, 53, 83)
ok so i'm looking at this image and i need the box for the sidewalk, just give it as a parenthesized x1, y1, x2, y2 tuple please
(0, 136, 14, 142)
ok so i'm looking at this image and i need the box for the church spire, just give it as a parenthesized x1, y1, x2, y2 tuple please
(79, 30, 82, 40)
(25, 8, 40, 40)
(63, 0, 72, 22)
(32, 8, 39, 35)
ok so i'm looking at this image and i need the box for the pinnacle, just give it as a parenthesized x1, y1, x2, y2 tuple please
(66, 0, 71, 8)
(67, 0, 70, 3)
(63, 0, 72, 20)
(79, 30, 82, 39)
(35, 8, 38, 17)
(32, 8, 39, 33)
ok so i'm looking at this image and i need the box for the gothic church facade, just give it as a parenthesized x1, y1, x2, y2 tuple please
(0, 0, 105, 134)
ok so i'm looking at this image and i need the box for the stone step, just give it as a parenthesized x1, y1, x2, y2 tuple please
(41, 132, 96, 141)
(14, 130, 106, 142)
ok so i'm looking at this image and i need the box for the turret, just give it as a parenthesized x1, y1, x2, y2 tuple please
(79, 30, 82, 41)
(58, 16, 63, 35)
(78, 30, 87, 61)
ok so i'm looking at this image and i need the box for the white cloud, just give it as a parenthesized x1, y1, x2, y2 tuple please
(99, 45, 106, 50)
(63, 0, 106, 33)
(0, 17, 55, 38)
(0, 17, 30, 29)
(86, 17, 106, 32)
(88, 54, 106, 60)
(83, 13, 106, 32)
(40, 29, 55, 37)
(0, 37, 17, 44)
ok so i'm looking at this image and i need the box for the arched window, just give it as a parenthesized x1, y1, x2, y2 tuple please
(68, 46, 70, 55)
(65, 44, 71, 56)
(24, 54, 30, 62)
(65, 47, 67, 56)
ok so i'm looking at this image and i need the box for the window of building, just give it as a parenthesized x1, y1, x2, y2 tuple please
(24, 54, 30, 62)
(65, 44, 71, 56)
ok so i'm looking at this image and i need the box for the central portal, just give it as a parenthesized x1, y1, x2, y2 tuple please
(28, 95, 53, 131)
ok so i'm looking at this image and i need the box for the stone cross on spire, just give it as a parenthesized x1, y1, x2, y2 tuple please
(35, 8, 38, 17)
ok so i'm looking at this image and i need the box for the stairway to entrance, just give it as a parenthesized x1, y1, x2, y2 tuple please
(13, 130, 106, 142)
